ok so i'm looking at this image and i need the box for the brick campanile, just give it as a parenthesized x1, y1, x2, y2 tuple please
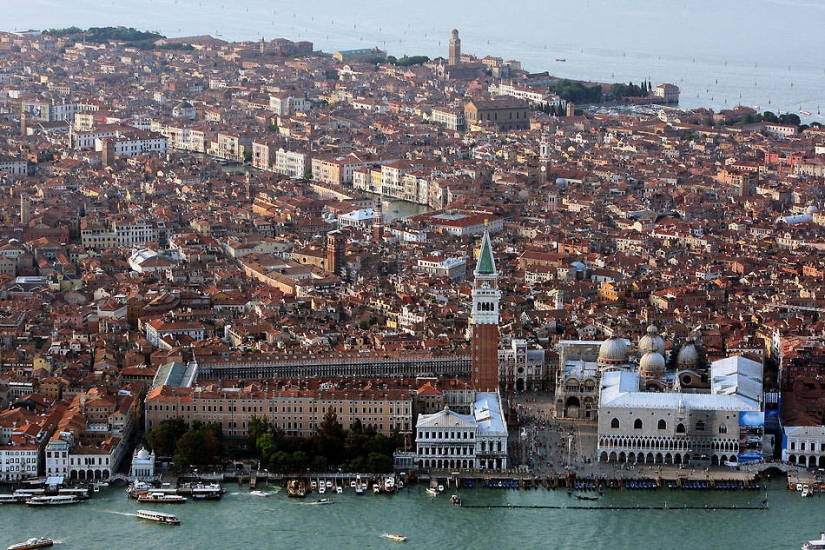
(470, 224, 500, 392)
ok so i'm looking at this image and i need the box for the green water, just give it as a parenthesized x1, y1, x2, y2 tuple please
(2, 481, 820, 550)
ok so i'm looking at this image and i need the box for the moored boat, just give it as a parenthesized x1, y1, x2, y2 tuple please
(384, 476, 396, 493)
(355, 475, 365, 496)
(136, 509, 181, 525)
(25, 495, 79, 506)
(803, 532, 825, 549)
(426, 487, 438, 497)
(137, 492, 187, 504)
(6, 537, 53, 550)
(287, 480, 306, 498)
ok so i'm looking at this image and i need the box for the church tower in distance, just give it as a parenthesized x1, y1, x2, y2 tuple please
(470, 224, 501, 393)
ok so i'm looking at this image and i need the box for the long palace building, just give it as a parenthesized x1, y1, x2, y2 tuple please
(193, 349, 471, 380)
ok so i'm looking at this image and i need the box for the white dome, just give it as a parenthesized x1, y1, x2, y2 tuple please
(638, 324, 666, 356)
(599, 336, 628, 365)
(639, 350, 666, 377)
(806, 205, 818, 214)
(137, 448, 151, 460)
(677, 341, 700, 368)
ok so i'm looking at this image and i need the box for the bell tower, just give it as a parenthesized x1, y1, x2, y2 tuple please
(470, 223, 501, 393)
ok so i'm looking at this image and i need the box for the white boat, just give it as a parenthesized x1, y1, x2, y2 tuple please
(801, 109, 812, 116)
(310, 480, 318, 489)
(325, 480, 332, 488)
(0, 494, 25, 504)
(350, 480, 357, 488)
(803, 532, 825, 549)
(335, 486, 343, 494)
(802, 488, 811, 498)
(136, 509, 180, 525)
(314, 498, 334, 505)
(384, 477, 396, 493)
(249, 490, 269, 497)
(6, 537, 53, 550)
(437, 484, 444, 492)
(382, 533, 407, 542)
(372, 483, 381, 495)
(426, 487, 438, 497)
(25, 495, 79, 506)
(355, 475, 365, 496)
(318, 486, 326, 495)
(137, 492, 187, 504)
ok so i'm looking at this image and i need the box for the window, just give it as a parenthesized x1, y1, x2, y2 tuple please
(718, 423, 727, 434)
(676, 423, 686, 434)
(611, 418, 619, 429)
(658, 419, 666, 430)
(634, 419, 642, 430)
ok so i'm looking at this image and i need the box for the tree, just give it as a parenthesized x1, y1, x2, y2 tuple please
(146, 418, 186, 457)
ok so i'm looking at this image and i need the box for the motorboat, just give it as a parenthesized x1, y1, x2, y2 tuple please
(382, 534, 407, 542)
(426, 487, 438, 497)
(355, 475, 365, 496)
(136, 509, 180, 525)
(314, 498, 334, 505)
(575, 493, 599, 501)
(384, 477, 396, 494)
(335, 486, 343, 494)
(318, 485, 326, 495)
(249, 490, 269, 497)
(6, 537, 53, 550)
(803, 532, 825, 549)
(450, 494, 462, 506)
(372, 483, 381, 495)
(137, 492, 187, 504)
(25, 495, 79, 506)
(325, 480, 332, 488)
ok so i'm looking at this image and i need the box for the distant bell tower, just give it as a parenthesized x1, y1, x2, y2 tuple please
(326, 230, 345, 276)
(449, 29, 461, 66)
(20, 195, 31, 226)
(372, 200, 384, 242)
(470, 223, 501, 393)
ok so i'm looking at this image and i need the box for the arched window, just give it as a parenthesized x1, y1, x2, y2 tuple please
(658, 419, 667, 430)
(634, 419, 643, 430)
(676, 423, 686, 434)
(718, 423, 727, 434)
(611, 418, 620, 429)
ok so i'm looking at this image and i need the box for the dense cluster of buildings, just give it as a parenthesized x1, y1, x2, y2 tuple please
(0, 26, 823, 480)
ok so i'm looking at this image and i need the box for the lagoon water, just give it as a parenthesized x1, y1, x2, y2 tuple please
(4, 0, 825, 121)
(2, 480, 823, 550)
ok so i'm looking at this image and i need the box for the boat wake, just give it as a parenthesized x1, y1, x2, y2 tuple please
(103, 511, 137, 517)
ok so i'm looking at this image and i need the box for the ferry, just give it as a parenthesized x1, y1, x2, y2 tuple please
(0, 494, 26, 504)
(189, 482, 224, 500)
(58, 488, 90, 500)
(382, 534, 407, 542)
(6, 537, 53, 550)
(802, 532, 825, 549)
(25, 495, 80, 506)
(137, 492, 187, 504)
(136, 509, 181, 525)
